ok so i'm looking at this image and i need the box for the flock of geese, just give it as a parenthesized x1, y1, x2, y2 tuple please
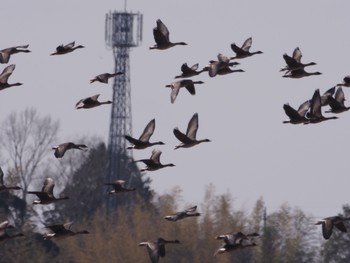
(1, 17, 350, 262)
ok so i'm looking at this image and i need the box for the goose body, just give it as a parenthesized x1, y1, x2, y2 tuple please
(337, 76, 350, 87)
(175, 63, 204, 78)
(325, 87, 350, 113)
(0, 45, 30, 64)
(105, 180, 135, 194)
(214, 231, 259, 256)
(315, 216, 350, 240)
(166, 79, 204, 104)
(282, 68, 322, 79)
(306, 89, 338, 124)
(139, 238, 180, 263)
(43, 222, 89, 239)
(280, 47, 316, 73)
(204, 54, 242, 77)
(230, 37, 263, 59)
(0, 166, 21, 191)
(150, 19, 187, 50)
(75, 94, 112, 109)
(90, 72, 123, 84)
(50, 41, 84, 55)
(52, 142, 88, 158)
(125, 119, 164, 150)
(0, 64, 22, 91)
(283, 100, 310, 124)
(27, 177, 69, 205)
(135, 149, 175, 172)
(164, 205, 200, 222)
(174, 113, 210, 149)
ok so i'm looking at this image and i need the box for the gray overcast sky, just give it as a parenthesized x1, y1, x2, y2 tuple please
(1, 1, 349, 218)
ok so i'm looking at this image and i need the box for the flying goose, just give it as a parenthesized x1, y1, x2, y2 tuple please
(280, 47, 317, 73)
(214, 231, 259, 256)
(125, 119, 165, 150)
(283, 100, 310, 124)
(173, 113, 210, 149)
(204, 54, 243, 77)
(50, 41, 84, 55)
(139, 238, 180, 263)
(52, 142, 88, 158)
(315, 216, 350, 240)
(337, 76, 350, 87)
(282, 68, 322, 79)
(325, 87, 350, 113)
(164, 205, 200, 222)
(306, 89, 338, 124)
(320, 86, 336, 106)
(0, 166, 21, 192)
(75, 94, 112, 109)
(0, 64, 22, 91)
(90, 72, 123, 84)
(0, 221, 24, 242)
(150, 19, 187, 50)
(27, 177, 69, 205)
(104, 180, 135, 194)
(135, 149, 175, 172)
(230, 37, 263, 59)
(175, 63, 204, 78)
(166, 79, 204, 104)
(0, 45, 30, 64)
(43, 222, 89, 239)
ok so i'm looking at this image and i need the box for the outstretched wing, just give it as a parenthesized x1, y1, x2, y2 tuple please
(139, 119, 156, 142)
(186, 113, 199, 140)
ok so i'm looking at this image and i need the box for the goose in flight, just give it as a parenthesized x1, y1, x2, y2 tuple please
(135, 149, 175, 172)
(337, 75, 350, 87)
(150, 19, 187, 50)
(90, 72, 123, 84)
(282, 100, 310, 124)
(52, 142, 88, 158)
(166, 79, 204, 104)
(75, 94, 112, 109)
(0, 166, 21, 192)
(173, 113, 210, 149)
(27, 177, 69, 205)
(175, 63, 204, 78)
(104, 180, 135, 194)
(43, 222, 89, 239)
(325, 87, 350, 114)
(315, 216, 350, 240)
(50, 41, 84, 55)
(204, 54, 243, 77)
(214, 231, 259, 256)
(0, 45, 30, 64)
(306, 89, 338, 124)
(282, 68, 321, 79)
(164, 205, 200, 221)
(230, 37, 263, 59)
(125, 119, 164, 150)
(139, 238, 180, 263)
(280, 47, 316, 73)
(0, 64, 22, 91)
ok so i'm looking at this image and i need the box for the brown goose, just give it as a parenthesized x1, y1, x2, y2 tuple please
(282, 68, 322, 79)
(204, 54, 243, 77)
(166, 79, 204, 104)
(306, 89, 338, 124)
(27, 177, 69, 205)
(280, 47, 316, 73)
(0, 45, 30, 64)
(175, 63, 204, 78)
(283, 100, 310, 124)
(164, 205, 200, 222)
(52, 142, 88, 158)
(90, 72, 123, 84)
(135, 149, 175, 172)
(0, 64, 22, 91)
(150, 19, 187, 50)
(0, 166, 21, 192)
(0, 221, 24, 242)
(43, 222, 89, 239)
(337, 76, 350, 87)
(139, 238, 180, 263)
(230, 37, 263, 59)
(325, 87, 350, 113)
(214, 231, 259, 256)
(125, 119, 164, 150)
(174, 113, 210, 149)
(50, 41, 84, 55)
(315, 216, 350, 240)
(104, 180, 135, 194)
(75, 94, 112, 109)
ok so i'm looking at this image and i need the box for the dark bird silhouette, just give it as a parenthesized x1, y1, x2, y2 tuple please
(230, 37, 263, 59)
(90, 72, 123, 84)
(0, 45, 30, 64)
(135, 149, 175, 172)
(27, 177, 69, 204)
(336, 76, 350, 87)
(50, 41, 84, 55)
(315, 216, 350, 240)
(280, 47, 316, 73)
(283, 100, 310, 124)
(0, 166, 21, 192)
(52, 142, 88, 158)
(104, 180, 135, 194)
(282, 68, 322, 79)
(166, 79, 204, 104)
(325, 87, 350, 113)
(75, 94, 112, 109)
(0, 64, 22, 91)
(306, 89, 338, 124)
(214, 231, 259, 256)
(174, 113, 210, 149)
(164, 205, 200, 221)
(0, 221, 24, 242)
(125, 119, 164, 150)
(43, 222, 89, 239)
(175, 63, 204, 78)
(204, 54, 243, 77)
(139, 238, 180, 263)
(150, 19, 187, 50)
(320, 86, 336, 106)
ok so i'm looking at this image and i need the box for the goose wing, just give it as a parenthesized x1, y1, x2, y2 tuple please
(297, 100, 311, 117)
(241, 37, 252, 52)
(46, 224, 68, 234)
(170, 85, 181, 104)
(113, 180, 126, 191)
(183, 80, 196, 95)
(153, 19, 170, 45)
(173, 128, 192, 144)
(0, 167, 3, 186)
(335, 87, 345, 106)
(0, 220, 9, 230)
(146, 241, 160, 263)
(0, 64, 15, 84)
(283, 54, 299, 68)
(322, 220, 333, 240)
(310, 89, 323, 118)
(186, 113, 199, 140)
(150, 149, 162, 164)
(334, 221, 347, 232)
(180, 63, 191, 74)
(125, 135, 140, 145)
(139, 119, 156, 142)
(292, 47, 302, 63)
(283, 104, 300, 119)
(42, 177, 55, 195)
(184, 205, 197, 213)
